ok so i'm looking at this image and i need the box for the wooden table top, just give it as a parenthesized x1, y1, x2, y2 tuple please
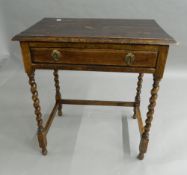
(12, 18, 175, 45)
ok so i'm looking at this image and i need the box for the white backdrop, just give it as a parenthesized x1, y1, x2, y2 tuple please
(0, 1, 187, 175)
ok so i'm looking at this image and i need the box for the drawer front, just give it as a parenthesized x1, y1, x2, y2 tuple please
(31, 48, 158, 68)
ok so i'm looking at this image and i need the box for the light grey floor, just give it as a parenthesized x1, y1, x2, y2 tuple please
(0, 59, 187, 175)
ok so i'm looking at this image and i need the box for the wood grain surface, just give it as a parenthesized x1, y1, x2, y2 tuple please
(12, 18, 175, 44)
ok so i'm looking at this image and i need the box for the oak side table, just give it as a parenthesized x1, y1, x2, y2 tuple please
(12, 18, 175, 160)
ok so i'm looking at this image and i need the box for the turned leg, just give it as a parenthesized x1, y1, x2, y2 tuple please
(133, 73, 144, 119)
(28, 71, 47, 155)
(137, 76, 160, 160)
(53, 69, 63, 116)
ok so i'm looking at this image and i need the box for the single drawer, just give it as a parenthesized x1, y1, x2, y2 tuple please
(31, 48, 158, 68)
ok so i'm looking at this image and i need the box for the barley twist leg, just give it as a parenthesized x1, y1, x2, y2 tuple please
(28, 72, 47, 155)
(53, 69, 63, 116)
(133, 73, 144, 119)
(137, 76, 160, 160)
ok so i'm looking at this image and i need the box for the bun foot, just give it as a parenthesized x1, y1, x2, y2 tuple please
(58, 104, 63, 117)
(137, 153, 144, 160)
(58, 110, 63, 117)
(132, 114, 136, 119)
(42, 148, 48, 156)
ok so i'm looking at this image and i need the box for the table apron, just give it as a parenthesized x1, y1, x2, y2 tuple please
(32, 63, 155, 74)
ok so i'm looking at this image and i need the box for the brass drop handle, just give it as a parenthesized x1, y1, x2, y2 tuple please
(125, 52, 135, 66)
(51, 49, 61, 61)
